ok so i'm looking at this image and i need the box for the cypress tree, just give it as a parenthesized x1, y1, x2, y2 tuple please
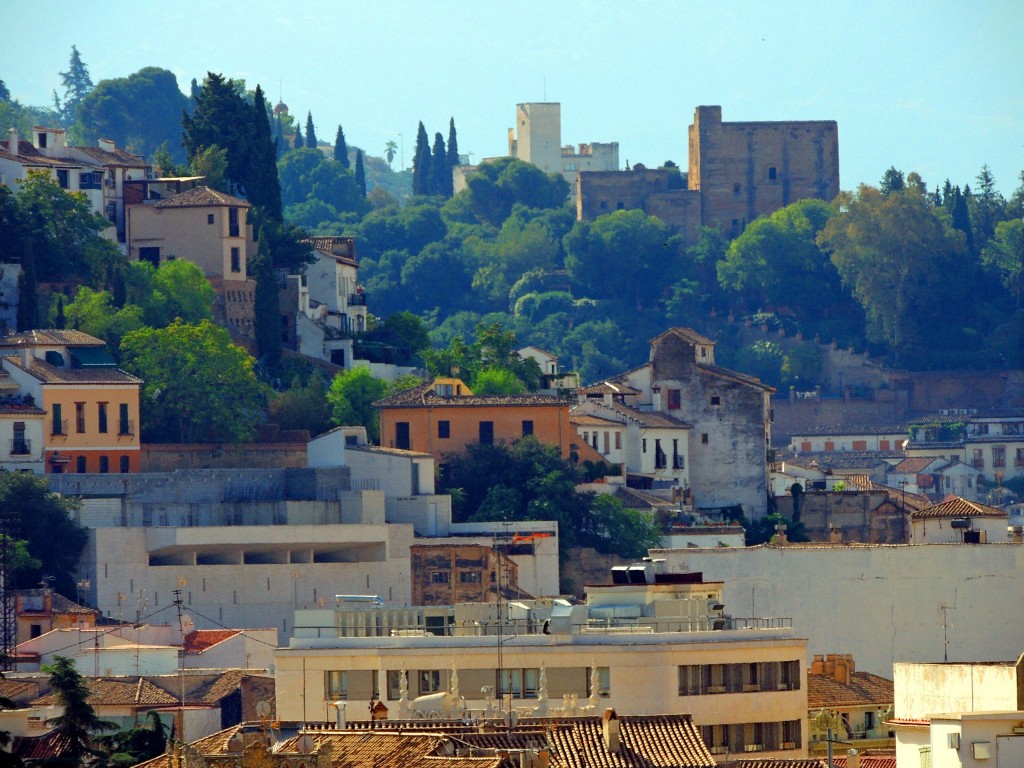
(252, 226, 283, 365)
(951, 186, 975, 255)
(305, 112, 317, 149)
(249, 85, 283, 220)
(354, 150, 366, 197)
(293, 123, 303, 150)
(334, 125, 350, 169)
(17, 240, 38, 332)
(446, 117, 459, 173)
(55, 297, 65, 329)
(275, 114, 285, 160)
(430, 132, 448, 196)
(412, 122, 431, 196)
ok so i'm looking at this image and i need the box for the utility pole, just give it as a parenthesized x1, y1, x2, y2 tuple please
(173, 589, 186, 742)
(0, 503, 18, 671)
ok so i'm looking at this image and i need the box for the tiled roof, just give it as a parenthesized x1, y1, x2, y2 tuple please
(891, 457, 941, 474)
(10, 730, 76, 761)
(808, 671, 894, 709)
(579, 381, 642, 396)
(0, 403, 45, 415)
(33, 677, 178, 708)
(723, 761, 825, 768)
(912, 497, 1007, 520)
(603, 401, 691, 429)
(0, 140, 83, 168)
(74, 145, 146, 167)
(186, 670, 273, 705)
(546, 713, 716, 768)
(0, 678, 41, 703)
(183, 629, 240, 654)
(615, 487, 677, 510)
(0, 329, 105, 348)
(831, 751, 896, 768)
(134, 725, 245, 768)
(792, 424, 909, 437)
(346, 444, 434, 459)
(571, 413, 623, 427)
(2, 355, 142, 386)
(276, 731, 507, 768)
(375, 381, 571, 409)
(651, 327, 716, 347)
(782, 451, 901, 470)
(153, 185, 251, 209)
(16, 588, 98, 615)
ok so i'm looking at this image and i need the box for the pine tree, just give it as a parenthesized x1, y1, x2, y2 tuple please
(429, 132, 448, 196)
(412, 121, 431, 196)
(354, 150, 366, 197)
(293, 122, 303, 150)
(951, 186, 975, 255)
(971, 164, 1004, 248)
(334, 125, 350, 169)
(182, 73, 255, 196)
(446, 117, 460, 170)
(44, 656, 115, 764)
(305, 112, 317, 149)
(249, 85, 283, 220)
(56, 45, 93, 126)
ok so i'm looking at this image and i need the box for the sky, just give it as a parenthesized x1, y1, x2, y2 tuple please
(3, 0, 1023, 195)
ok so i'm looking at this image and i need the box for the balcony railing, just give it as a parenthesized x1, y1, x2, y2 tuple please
(348, 293, 368, 306)
(118, 420, 135, 436)
(673, 456, 685, 469)
(51, 420, 68, 436)
(972, 459, 984, 468)
(10, 439, 30, 455)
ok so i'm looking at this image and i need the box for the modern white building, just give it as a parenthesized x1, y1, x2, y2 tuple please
(276, 564, 808, 760)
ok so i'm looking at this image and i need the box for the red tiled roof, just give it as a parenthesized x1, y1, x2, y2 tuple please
(808, 671, 894, 709)
(724, 761, 825, 768)
(651, 327, 716, 348)
(154, 185, 251, 209)
(578, 381, 642, 396)
(183, 629, 240, 654)
(33, 677, 178, 708)
(2, 355, 141, 386)
(832, 750, 896, 768)
(546, 713, 716, 767)
(74, 145, 146, 167)
(10, 730, 76, 761)
(912, 497, 1007, 520)
(891, 457, 940, 474)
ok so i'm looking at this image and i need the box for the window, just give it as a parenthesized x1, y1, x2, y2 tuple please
(99, 456, 109, 473)
(30, 624, 42, 639)
(880, 440, 890, 450)
(395, 422, 410, 450)
(435, 383, 454, 396)
(325, 670, 347, 699)
(522, 420, 534, 437)
(614, 432, 621, 450)
(616, 201, 624, 210)
(119, 455, 130, 473)
(993, 446, 1006, 468)
(972, 448, 984, 468)
(119, 404, 132, 435)
(498, 668, 538, 698)
(387, 670, 403, 700)
(599, 200, 608, 210)
(824, 441, 835, 451)
(667, 389, 681, 409)
(230, 248, 241, 273)
(139, 247, 160, 266)
(75, 403, 86, 433)
(76, 456, 86, 473)
(52, 403, 64, 436)
(459, 571, 481, 583)
(642, 439, 647, 453)
(207, 214, 214, 225)
(38, 132, 48, 148)
(655, 439, 667, 469)
(12, 422, 27, 455)
(418, 670, 443, 695)
(733, 182, 741, 197)
(710, 395, 721, 406)
(431, 571, 450, 584)
(701, 433, 709, 445)
(97, 403, 108, 434)
(479, 421, 494, 445)
(768, 166, 778, 181)
(1016, 447, 1024, 467)
(57, 169, 69, 189)
(438, 420, 450, 439)
(228, 207, 240, 237)
(603, 431, 610, 454)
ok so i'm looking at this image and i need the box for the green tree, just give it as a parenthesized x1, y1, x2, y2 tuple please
(147, 258, 215, 326)
(292, 122, 303, 150)
(305, 111, 317, 149)
(0, 80, 9, 102)
(446, 117, 459, 174)
(250, 236, 282, 365)
(970, 164, 1005, 248)
(43, 656, 116, 765)
(95, 711, 168, 768)
(327, 367, 391, 441)
(334, 126, 350, 169)
(354, 150, 366, 197)
(430, 132, 450, 197)
(189, 144, 229, 192)
(278, 147, 368, 218)
(64, 287, 144, 347)
(879, 166, 905, 195)
(471, 367, 525, 394)
(269, 373, 332, 437)
(249, 85, 283, 219)
(55, 45, 93, 127)
(818, 185, 969, 362)
(412, 121, 431, 196)
(451, 157, 568, 227)
(182, 73, 253, 196)
(120, 320, 266, 443)
(983, 219, 1024, 307)
(384, 140, 397, 169)
(75, 67, 189, 160)
(0, 473, 86, 597)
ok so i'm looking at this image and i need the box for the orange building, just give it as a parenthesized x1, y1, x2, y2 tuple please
(374, 377, 573, 461)
(0, 330, 142, 473)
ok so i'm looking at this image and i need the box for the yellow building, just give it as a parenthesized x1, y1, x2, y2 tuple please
(0, 330, 142, 473)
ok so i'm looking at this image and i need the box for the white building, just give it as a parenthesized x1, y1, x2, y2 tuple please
(294, 237, 367, 368)
(910, 497, 1008, 544)
(276, 564, 808, 760)
(789, 425, 908, 454)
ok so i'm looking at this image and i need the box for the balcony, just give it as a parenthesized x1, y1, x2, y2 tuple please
(9, 439, 30, 455)
(118, 420, 135, 436)
(972, 459, 984, 469)
(348, 293, 368, 306)
(673, 456, 685, 469)
(51, 419, 68, 437)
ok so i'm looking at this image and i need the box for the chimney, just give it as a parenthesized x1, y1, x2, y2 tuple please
(6, 127, 18, 156)
(774, 524, 788, 545)
(832, 655, 853, 686)
(830, 526, 843, 544)
(98, 138, 116, 152)
(651, 386, 662, 411)
(846, 748, 860, 768)
(601, 708, 620, 754)
(811, 655, 825, 675)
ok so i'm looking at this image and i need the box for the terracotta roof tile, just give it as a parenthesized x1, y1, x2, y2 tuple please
(276, 731, 507, 768)
(891, 457, 941, 474)
(545, 713, 716, 768)
(651, 327, 717, 347)
(183, 629, 240, 655)
(33, 677, 178, 708)
(615, 487, 678, 510)
(831, 750, 896, 768)
(153, 185, 251, 209)
(74, 145, 147, 167)
(793, 425, 909, 437)
(600, 401, 691, 429)
(571, 413, 623, 427)
(3, 355, 141, 386)
(375, 381, 571, 409)
(0, 329, 105, 348)
(579, 381, 642, 396)
(912, 497, 1007, 520)
(10, 730, 76, 761)
(723, 761, 825, 768)
(807, 671, 894, 709)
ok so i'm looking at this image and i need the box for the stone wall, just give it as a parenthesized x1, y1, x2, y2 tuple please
(775, 491, 908, 544)
(141, 442, 308, 471)
(559, 546, 633, 597)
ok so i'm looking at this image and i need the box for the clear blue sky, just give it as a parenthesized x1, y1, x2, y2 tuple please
(4, 0, 1022, 195)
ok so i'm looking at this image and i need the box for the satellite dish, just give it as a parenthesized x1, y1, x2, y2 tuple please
(256, 700, 271, 717)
